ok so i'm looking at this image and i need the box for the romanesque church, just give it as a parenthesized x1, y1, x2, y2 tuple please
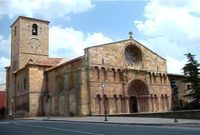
(6, 16, 173, 117)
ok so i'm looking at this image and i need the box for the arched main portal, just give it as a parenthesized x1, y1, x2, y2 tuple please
(128, 79, 149, 113)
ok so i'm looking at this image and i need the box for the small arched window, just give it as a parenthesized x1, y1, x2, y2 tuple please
(14, 26, 17, 36)
(32, 24, 38, 35)
(28, 59, 33, 63)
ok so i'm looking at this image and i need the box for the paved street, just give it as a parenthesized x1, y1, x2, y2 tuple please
(0, 120, 200, 135)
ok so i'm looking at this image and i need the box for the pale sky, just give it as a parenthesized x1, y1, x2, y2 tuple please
(0, 0, 200, 84)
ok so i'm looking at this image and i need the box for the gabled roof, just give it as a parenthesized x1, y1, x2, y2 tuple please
(31, 58, 66, 67)
(45, 56, 83, 72)
(84, 38, 166, 61)
(13, 58, 66, 74)
(84, 39, 128, 50)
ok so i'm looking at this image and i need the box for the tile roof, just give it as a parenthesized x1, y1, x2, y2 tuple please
(45, 56, 83, 72)
(13, 58, 68, 74)
(31, 58, 67, 67)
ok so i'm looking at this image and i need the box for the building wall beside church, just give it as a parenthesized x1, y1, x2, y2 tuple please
(168, 74, 191, 107)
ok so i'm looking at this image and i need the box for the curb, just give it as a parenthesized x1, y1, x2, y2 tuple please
(15, 118, 200, 127)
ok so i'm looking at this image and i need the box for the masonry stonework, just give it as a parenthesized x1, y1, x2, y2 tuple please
(84, 40, 171, 115)
(6, 16, 175, 117)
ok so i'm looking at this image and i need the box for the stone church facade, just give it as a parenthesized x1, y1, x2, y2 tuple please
(6, 16, 172, 117)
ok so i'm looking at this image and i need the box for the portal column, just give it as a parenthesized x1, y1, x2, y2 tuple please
(125, 97, 130, 113)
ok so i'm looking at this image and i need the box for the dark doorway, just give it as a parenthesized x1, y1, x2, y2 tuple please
(128, 80, 149, 113)
(129, 96, 138, 113)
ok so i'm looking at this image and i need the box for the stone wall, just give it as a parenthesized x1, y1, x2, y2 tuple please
(85, 39, 167, 72)
(89, 67, 171, 115)
(14, 67, 29, 115)
(28, 65, 46, 116)
(7, 16, 49, 117)
(85, 39, 172, 115)
(168, 74, 191, 106)
(46, 58, 87, 116)
(107, 110, 200, 120)
(11, 16, 49, 71)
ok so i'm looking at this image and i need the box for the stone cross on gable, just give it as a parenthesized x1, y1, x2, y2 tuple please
(129, 31, 133, 39)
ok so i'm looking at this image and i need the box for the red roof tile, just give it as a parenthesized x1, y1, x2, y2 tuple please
(45, 56, 83, 72)
(31, 58, 66, 67)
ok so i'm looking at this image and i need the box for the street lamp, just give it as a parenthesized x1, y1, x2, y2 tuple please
(171, 79, 178, 123)
(11, 99, 14, 119)
(47, 94, 50, 119)
(44, 91, 50, 120)
(173, 87, 178, 123)
(100, 81, 108, 121)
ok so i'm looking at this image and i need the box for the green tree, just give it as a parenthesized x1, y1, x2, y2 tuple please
(183, 53, 200, 109)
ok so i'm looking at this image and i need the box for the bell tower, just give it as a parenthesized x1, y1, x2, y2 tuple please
(10, 16, 50, 71)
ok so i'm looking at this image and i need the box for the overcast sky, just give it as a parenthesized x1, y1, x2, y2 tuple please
(0, 0, 200, 84)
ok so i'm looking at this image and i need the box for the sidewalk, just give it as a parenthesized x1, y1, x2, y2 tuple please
(19, 116, 200, 126)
